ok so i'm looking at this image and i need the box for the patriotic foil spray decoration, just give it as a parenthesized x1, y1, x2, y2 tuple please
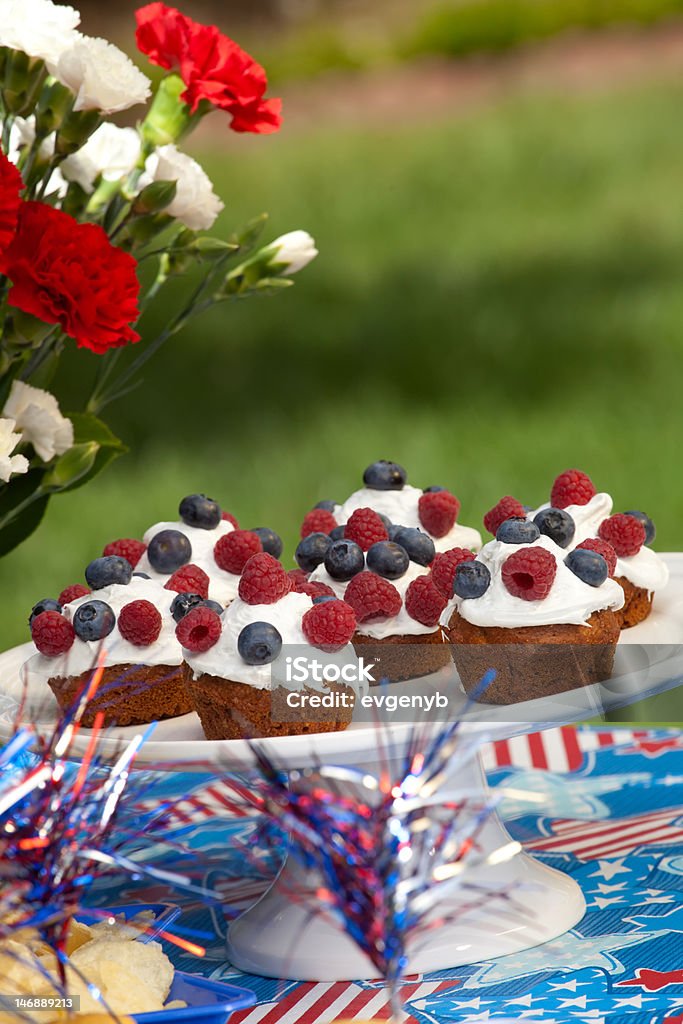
(217, 688, 536, 1017)
(0, 658, 212, 994)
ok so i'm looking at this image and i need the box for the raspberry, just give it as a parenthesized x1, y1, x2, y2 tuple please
(221, 510, 239, 528)
(598, 514, 646, 558)
(302, 599, 356, 651)
(430, 548, 476, 598)
(502, 547, 557, 601)
(118, 600, 162, 646)
(577, 538, 618, 576)
(301, 509, 338, 538)
(299, 580, 336, 599)
(176, 605, 222, 653)
(344, 507, 388, 551)
(344, 571, 402, 623)
(165, 563, 210, 599)
(102, 538, 147, 569)
(550, 469, 596, 509)
(483, 496, 526, 536)
(405, 575, 447, 626)
(418, 490, 461, 538)
(238, 553, 291, 605)
(288, 569, 310, 589)
(31, 611, 75, 656)
(58, 583, 90, 606)
(214, 530, 262, 574)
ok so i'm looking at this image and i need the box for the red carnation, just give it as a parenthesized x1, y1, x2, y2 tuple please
(0, 149, 23, 251)
(0, 202, 140, 354)
(135, 3, 282, 135)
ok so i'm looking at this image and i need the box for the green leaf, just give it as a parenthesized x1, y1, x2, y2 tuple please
(43, 442, 99, 490)
(0, 469, 50, 557)
(68, 412, 126, 450)
(228, 213, 268, 254)
(61, 443, 125, 494)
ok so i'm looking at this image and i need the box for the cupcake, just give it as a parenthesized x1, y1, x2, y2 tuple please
(300, 460, 482, 556)
(526, 469, 669, 629)
(180, 553, 359, 739)
(25, 564, 193, 728)
(443, 515, 625, 704)
(304, 509, 456, 682)
(130, 493, 283, 608)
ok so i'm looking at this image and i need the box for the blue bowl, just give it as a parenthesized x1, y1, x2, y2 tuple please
(134, 974, 256, 1024)
(75, 904, 256, 1024)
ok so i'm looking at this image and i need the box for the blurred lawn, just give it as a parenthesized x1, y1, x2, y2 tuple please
(2, 75, 683, 717)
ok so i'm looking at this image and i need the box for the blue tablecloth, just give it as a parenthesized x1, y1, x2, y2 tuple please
(85, 726, 683, 1024)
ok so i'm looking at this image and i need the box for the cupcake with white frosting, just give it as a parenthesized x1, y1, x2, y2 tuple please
(300, 460, 481, 556)
(26, 568, 192, 727)
(303, 512, 455, 682)
(443, 514, 625, 704)
(180, 553, 359, 739)
(132, 493, 282, 608)
(528, 469, 669, 629)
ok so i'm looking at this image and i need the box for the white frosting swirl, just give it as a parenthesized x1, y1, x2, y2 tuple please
(310, 560, 438, 639)
(136, 519, 239, 605)
(442, 534, 625, 629)
(529, 493, 669, 593)
(333, 485, 482, 554)
(24, 576, 183, 684)
(184, 591, 358, 691)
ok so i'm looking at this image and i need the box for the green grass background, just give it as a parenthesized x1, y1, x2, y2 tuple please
(2, 77, 683, 717)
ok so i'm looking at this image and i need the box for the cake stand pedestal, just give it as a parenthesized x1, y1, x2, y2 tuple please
(226, 740, 585, 981)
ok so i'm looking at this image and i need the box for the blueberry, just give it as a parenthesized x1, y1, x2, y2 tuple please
(202, 599, 224, 616)
(313, 594, 337, 604)
(237, 621, 282, 665)
(453, 561, 491, 599)
(366, 541, 410, 580)
(85, 555, 133, 590)
(329, 525, 346, 541)
(377, 513, 393, 531)
(362, 460, 407, 491)
(147, 529, 192, 574)
(251, 527, 283, 559)
(324, 539, 365, 581)
(133, 571, 151, 579)
(565, 549, 608, 588)
(624, 510, 656, 545)
(496, 518, 541, 545)
(390, 526, 435, 567)
(423, 485, 445, 493)
(170, 592, 204, 623)
(295, 532, 332, 572)
(73, 600, 116, 641)
(315, 500, 337, 512)
(178, 493, 221, 530)
(533, 508, 575, 549)
(29, 598, 62, 627)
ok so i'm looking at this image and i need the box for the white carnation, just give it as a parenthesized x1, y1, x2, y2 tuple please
(0, 0, 80, 67)
(0, 418, 29, 483)
(144, 144, 224, 231)
(268, 230, 318, 274)
(61, 123, 142, 193)
(3, 382, 73, 463)
(51, 35, 151, 114)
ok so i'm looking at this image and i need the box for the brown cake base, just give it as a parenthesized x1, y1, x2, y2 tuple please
(446, 609, 620, 704)
(615, 576, 653, 629)
(185, 673, 354, 740)
(352, 629, 450, 684)
(47, 663, 192, 727)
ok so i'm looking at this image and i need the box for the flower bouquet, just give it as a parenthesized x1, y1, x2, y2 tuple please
(0, 0, 317, 556)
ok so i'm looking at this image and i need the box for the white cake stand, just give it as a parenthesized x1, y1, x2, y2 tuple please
(1, 554, 682, 981)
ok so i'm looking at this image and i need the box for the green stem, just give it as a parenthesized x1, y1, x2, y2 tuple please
(1, 113, 14, 153)
(19, 327, 61, 382)
(0, 486, 46, 532)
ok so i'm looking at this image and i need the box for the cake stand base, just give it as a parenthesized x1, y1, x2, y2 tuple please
(226, 751, 586, 981)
